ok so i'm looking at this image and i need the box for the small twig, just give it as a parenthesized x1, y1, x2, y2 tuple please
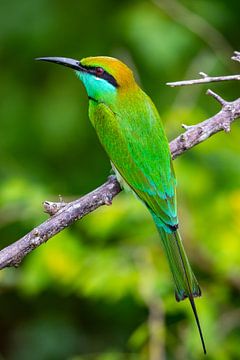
(199, 72, 208, 78)
(232, 51, 240, 63)
(206, 89, 227, 106)
(167, 74, 240, 87)
(167, 51, 240, 87)
(182, 124, 195, 130)
(43, 200, 66, 216)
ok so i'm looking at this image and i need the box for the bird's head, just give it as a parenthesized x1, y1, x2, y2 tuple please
(36, 56, 136, 103)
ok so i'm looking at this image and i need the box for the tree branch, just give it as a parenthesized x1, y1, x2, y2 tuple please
(0, 177, 121, 270)
(171, 92, 240, 159)
(1, 84, 240, 271)
(167, 74, 240, 87)
(167, 50, 240, 87)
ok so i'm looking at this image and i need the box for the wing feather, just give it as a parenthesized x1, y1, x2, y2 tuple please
(89, 91, 178, 229)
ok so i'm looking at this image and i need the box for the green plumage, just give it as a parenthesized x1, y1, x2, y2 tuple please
(89, 89, 200, 299)
(37, 55, 206, 353)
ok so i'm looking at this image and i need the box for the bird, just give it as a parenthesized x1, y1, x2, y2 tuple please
(36, 55, 206, 354)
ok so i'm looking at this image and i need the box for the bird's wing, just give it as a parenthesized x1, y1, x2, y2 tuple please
(91, 96, 178, 230)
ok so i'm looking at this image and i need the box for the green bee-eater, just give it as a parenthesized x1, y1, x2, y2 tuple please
(37, 56, 206, 353)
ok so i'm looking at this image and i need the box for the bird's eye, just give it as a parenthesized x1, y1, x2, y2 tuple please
(95, 67, 104, 76)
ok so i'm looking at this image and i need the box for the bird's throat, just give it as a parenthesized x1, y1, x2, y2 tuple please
(75, 71, 117, 103)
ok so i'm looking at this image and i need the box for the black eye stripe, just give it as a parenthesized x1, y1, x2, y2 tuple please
(79, 63, 118, 87)
(100, 71, 118, 87)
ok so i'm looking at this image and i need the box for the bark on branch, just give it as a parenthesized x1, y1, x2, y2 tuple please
(0, 84, 240, 271)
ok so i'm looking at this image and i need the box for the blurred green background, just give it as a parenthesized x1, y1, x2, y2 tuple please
(0, 0, 240, 359)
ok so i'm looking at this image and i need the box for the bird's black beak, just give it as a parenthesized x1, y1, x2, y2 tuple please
(35, 57, 85, 71)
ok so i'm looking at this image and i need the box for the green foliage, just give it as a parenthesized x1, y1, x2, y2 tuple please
(0, 0, 240, 359)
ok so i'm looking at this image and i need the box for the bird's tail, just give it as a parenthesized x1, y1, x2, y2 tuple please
(156, 224, 206, 354)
